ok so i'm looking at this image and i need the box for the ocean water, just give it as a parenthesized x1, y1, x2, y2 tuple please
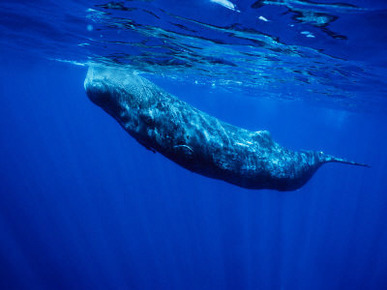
(0, 0, 387, 289)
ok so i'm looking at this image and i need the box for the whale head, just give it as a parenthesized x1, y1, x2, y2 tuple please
(84, 65, 121, 113)
(84, 65, 156, 115)
(84, 65, 143, 117)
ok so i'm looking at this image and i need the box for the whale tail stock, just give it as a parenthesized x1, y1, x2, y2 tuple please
(323, 154, 370, 168)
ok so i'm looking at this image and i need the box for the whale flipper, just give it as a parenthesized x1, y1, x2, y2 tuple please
(136, 138, 156, 153)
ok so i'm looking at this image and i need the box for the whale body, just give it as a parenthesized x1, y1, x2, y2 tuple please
(84, 65, 368, 191)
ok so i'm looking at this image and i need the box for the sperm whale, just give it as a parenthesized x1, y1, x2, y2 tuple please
(84, 65, 368, 191)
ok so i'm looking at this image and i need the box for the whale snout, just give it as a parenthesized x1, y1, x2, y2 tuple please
(84, 66, 123, 115)
(85, 78, 110, 105)
(84, 66, 108, 102)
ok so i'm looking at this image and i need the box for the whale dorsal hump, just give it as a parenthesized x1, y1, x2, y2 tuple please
(251, 130, 272, 142)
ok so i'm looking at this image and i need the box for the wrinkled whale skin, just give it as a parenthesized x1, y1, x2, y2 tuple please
(84, 65, 367, 191)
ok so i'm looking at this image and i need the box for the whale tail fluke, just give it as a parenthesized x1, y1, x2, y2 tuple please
(324, 154, 370, 168)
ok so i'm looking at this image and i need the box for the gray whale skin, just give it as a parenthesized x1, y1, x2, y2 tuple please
(85, 65, 368, 191)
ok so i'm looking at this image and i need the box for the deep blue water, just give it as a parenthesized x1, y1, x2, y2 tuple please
(1, 0, 387, 289)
